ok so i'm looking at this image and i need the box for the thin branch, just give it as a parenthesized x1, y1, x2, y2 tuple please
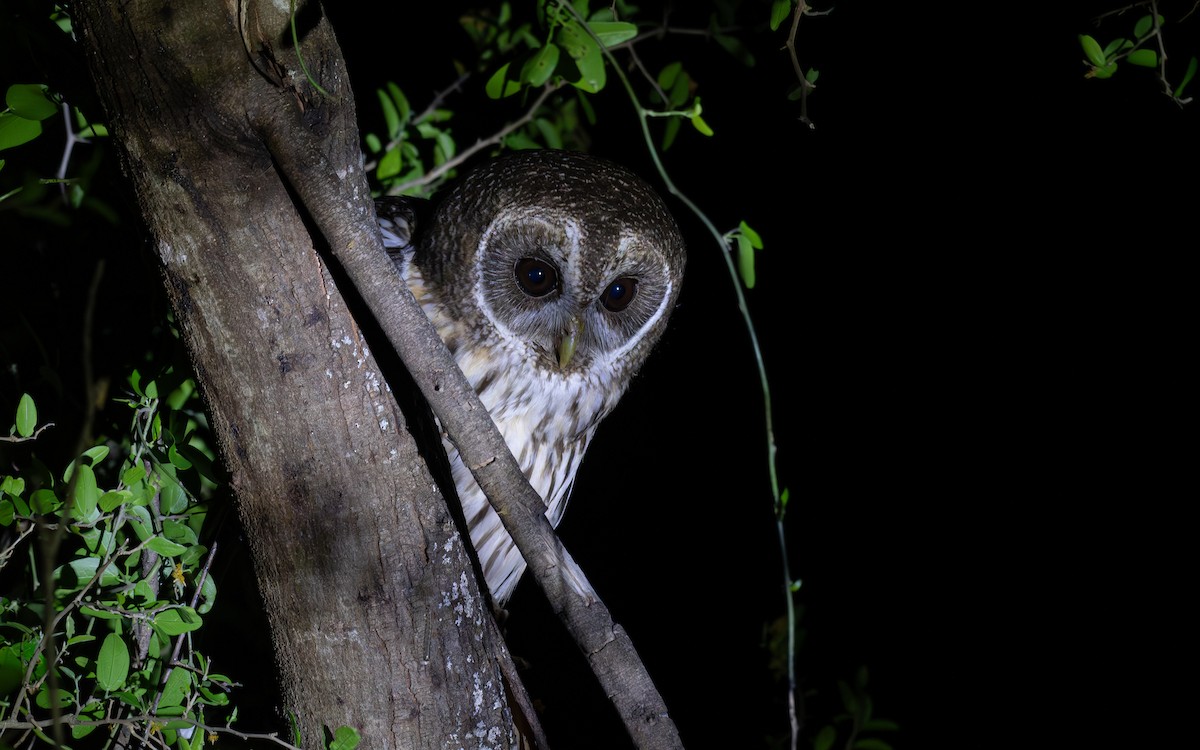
(582, 2, 803, 747)
(0, 422, 55, 442)
(385, 83, 562, 196)
(254, 87, 684, 749)
(151, 542, 219, 714)
(785, 1, 831, 129)
(55, 102, 91, 203)
(0, 715, 303, 750)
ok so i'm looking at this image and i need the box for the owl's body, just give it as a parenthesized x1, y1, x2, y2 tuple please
(378, 150, 685, 605)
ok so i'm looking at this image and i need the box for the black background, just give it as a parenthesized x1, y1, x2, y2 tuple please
(2, 1, 1192, 748)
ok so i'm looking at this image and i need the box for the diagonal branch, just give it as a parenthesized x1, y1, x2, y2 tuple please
(251, 72, 685, 750)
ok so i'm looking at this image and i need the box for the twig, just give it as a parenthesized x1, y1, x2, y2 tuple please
(151, 542, 220, 714)
(0, 715, 303, 750)
(582, 3, 803, 747)
(385, 83, 563, 196)
(0, 423, 56, 442)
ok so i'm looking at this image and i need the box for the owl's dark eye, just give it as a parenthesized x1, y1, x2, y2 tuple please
(601, 277, 638, 312)
(515, 258, 559, 297)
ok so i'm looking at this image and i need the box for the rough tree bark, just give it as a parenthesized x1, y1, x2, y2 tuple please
(72, 1, 524, 746)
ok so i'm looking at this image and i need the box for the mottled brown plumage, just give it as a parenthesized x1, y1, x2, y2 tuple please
(378, 149, 685, 605)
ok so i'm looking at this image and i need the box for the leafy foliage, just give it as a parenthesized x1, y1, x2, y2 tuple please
(0, 372, 235, 746)
(1079, 7, 1197, 102)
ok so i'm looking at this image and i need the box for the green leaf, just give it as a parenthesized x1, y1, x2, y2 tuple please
(521, 43, 561, 87)
(378, 146, 401, 179)
(96, 633, 129, 691)
(770, 0, 792, 31)
(146, 536, 188, 557)
(6, 84, 57, 121)
(1090, 62, 1118, 79)
(15, 393, 36, 437)
(377, 88, 400, 139)
(0, 112, 42, 151)
(814, 725, 836, 750)
(667, 68, 691, 108)
(486, 63, 523, 99)
(853, 740, 893, 750)
(79, 605, 123, 620)
(328, 725, 361, 750)
(160, 475, 188, 513)
(122, 463, 147, 487)
(1, 475, 23, 495)
(56, 557, 122, 594)
(558, 22, 606, 93)
(158, 664, 192, 708)
(72, 463, 100, 521)
(36, 685, 74, 709)
(1079, 34, 1107, 67)
(99, 490, 131, 513)
(657, 61, 682, 91)
(0, 646, 24, 695)
(197, 572, 218, 614)
(387, 82, 410, 126)
(587, 21, 637, 47)
(691, 113, 713, 136)
(80, 527, 117, 556)
(1103, 38, 1129, 58)
(1128, 48, 1157, 67)
(737, 236, 755, 289)
(167, 443, 192, 469)
(660, 116, 681, 151)
(31, 488, 60, 514)
(153, 606, 203, 636)
(1174, 56, 1198, 98)
(533, 117, 562, 149)
(66, 445, 110, 481)
(0, 499, 13, 526)
(1133, 14, 1162, 39)
(738, 221, 763, 249)
(715, 34, 755, 66)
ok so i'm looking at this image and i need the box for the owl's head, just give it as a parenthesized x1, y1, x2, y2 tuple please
(418, 149, 686, 377)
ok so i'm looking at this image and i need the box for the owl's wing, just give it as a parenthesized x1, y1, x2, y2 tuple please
(375, 195, 431, 255)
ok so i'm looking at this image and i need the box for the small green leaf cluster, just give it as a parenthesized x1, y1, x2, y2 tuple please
(474, 1, 716, 148)
(0, 85, 60, 155)
(724, 221, 763, 289)
(482, 1, 638, 98)
(0, 373, 237, 747)
(1, 6, 112, 212)
(0, 81, 110, 210)
(363, 82, 458, 198)
(1079, 12, 1197, 100)
(811, 667, 898, 750)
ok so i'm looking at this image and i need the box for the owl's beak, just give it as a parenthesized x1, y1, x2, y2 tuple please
(557, 316, 583, 369)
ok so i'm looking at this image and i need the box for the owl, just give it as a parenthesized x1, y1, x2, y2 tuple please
(376, 149, 686, 606)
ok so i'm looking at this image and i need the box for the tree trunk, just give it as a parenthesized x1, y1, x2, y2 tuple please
(72, 1, 519, 746)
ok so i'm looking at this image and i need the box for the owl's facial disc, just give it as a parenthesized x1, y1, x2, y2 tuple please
(510, 254, 581, 367)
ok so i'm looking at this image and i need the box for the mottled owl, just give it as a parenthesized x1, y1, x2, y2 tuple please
(376, 149, 685, 606)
